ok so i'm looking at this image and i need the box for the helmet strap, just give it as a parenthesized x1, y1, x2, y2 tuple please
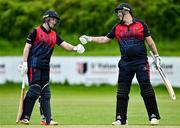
(47, 22, 52, 30)
(120, 13, 125, 24)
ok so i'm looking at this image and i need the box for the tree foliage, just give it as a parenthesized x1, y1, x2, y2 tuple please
(0, 0, 179, 41)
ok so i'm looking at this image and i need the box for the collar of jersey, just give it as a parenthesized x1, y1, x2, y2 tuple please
(40, 25, 51, 34)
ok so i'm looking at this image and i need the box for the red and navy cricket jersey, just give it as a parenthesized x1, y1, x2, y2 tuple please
(107, 18, 150, 63)
(26, 25, 63, 69)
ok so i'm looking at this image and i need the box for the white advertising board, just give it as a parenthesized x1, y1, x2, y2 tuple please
(0, 56, 180, 87)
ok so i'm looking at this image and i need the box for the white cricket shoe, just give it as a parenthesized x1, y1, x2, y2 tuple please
(18, 119, 29, 125)
(40, 120, 58, 125)
(150, 118, 160, 125)
(112, 120, 121, 125)
(112, 120, 128, 125)
(50, 120, 58, 125)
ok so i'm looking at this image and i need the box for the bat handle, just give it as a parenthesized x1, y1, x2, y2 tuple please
(22, 76, 26, 89)
(149, 51, 155, 60)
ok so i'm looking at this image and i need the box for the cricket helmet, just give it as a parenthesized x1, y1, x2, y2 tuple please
(115, 3, 133, 16)
(42, 10, 60, 22)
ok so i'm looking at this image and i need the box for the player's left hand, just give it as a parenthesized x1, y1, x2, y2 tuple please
(73, 44, 85, 54)
(154, 55, 161, 68)
(18, 62, 28, 76)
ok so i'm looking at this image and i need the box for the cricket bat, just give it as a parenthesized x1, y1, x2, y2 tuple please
(16, 76, 26, 123)
(150, 51, 176, 100)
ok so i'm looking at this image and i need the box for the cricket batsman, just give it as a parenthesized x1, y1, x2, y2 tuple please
(18, 10, 85, 125)
(79, 3, 161, 125)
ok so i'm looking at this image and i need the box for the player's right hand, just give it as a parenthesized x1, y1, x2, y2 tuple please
(154, 55, 161, 68)
(18, 62, 28, 76)
(73, 44, 85, 54)
(79, 35, 92, 44)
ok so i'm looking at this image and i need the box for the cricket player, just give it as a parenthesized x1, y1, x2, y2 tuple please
(79, 3, 161, 125)
(18, 10, 85, 125)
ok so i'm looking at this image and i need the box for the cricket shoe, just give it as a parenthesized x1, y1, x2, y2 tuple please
(150, 118, 160, 125)
(112, 120, 128, 125)
(18, 119, 29, 125)
(40, 120, 58, 125)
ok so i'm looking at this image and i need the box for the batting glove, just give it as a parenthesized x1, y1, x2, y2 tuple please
(79, 35, 92, 44)
(18, 62, 28, 76)
(154, 55, 161, 68)
(73, 44, 85, 54)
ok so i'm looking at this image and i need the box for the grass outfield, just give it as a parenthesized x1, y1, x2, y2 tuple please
(1, 36, 180, 56)
(0, 125, 180, 128)
(0, 83, 180, 127)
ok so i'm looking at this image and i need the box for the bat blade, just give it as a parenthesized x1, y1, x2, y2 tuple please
(149, 51, 176, 100)
(16, 78, 26, 123)
(158, 67, 176, 100)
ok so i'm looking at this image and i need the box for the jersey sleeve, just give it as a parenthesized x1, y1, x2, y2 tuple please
(56, 34, 64, 45)
(26, 28, 36, 45)
(142, 22, 151, 37)
(106, 25, 116, 39)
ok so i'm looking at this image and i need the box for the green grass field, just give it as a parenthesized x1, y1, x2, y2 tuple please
(0, 36, 180, 56)
(0, 83, 180, 128)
